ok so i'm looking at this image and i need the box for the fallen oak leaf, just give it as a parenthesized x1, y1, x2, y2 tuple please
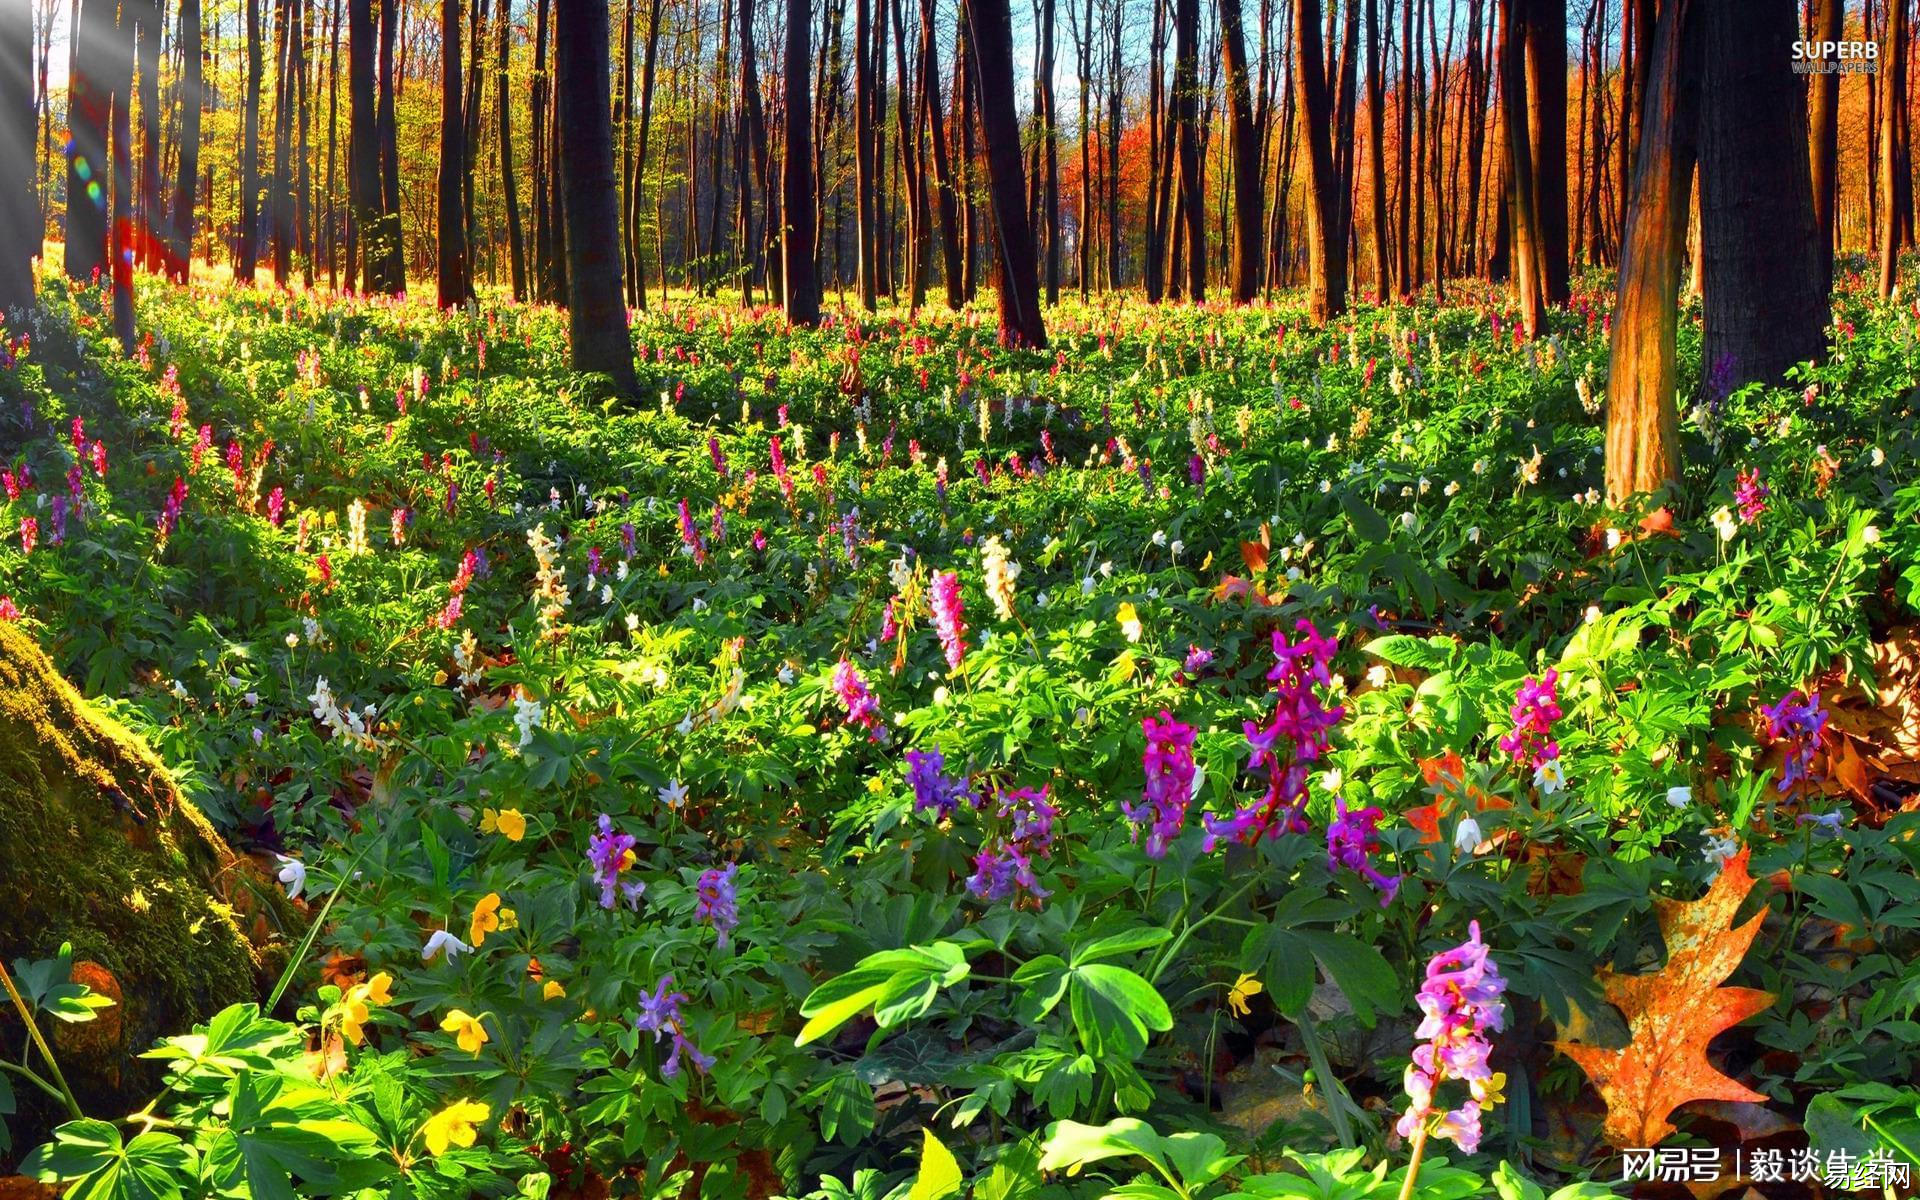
(1555, 848, 1776, 1149)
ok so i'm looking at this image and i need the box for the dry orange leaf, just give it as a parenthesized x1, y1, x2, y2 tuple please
(1556, 849, 1776, 1149)
(1405, 751, 1510, 844)
(1240, 540, 1270, 574)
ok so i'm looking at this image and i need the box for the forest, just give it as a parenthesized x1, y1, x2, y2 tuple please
(4, 0, 1920, 1197)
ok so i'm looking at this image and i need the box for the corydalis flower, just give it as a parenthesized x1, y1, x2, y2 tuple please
(1761, 688, 1828, 793)
(1122, 711, 1196, 858)
(980, 535, 1019, 621)
(930, 570, 967, 672)
(1397, 921, 1508, 1155)
(905, 749, 974, 818)
(634, 977, 716, 1079)
(1497, 669, 1561, 773)
(1734, 467, 1769, 524)
(696, 862, 739, 948)
(677, 498, 708, 563)
(1202, 620, 1343, 850)
(967, 786, 1056, 903)
(1326, 798, 1402, 905)
(832, 658, 881, 731)
(587, 814, 645, 910)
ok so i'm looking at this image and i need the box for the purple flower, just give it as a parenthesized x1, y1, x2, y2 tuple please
(905, 749, 973, 819)
(663, 1029, 716, 1078)
(1122, 711, 1196, 858)
(1497, 670, 1562, 772)
(636, 975, 688, 1039)
(1397, 921, 1507, 1155)
(967, 786, 1056, 904)
(708, 435, 729, 477)
(1326, 797, 1402, 905)
(930, 570, 967, 673)
(1761, 689, 1828, 793)
(1182, 645, 1214, 674)
(696, 862, 739, 948)
(587, 814, 644, 910)
(677, 498, 708, 563)
(1734, 467, 1769, 524)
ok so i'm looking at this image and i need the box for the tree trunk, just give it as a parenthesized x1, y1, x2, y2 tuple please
(1882, 0, 1908, 298)
(169, 0, 202, 282)
(1699, 0, 1823, 388)
(1039, 0, 1058, 302)
(437, 0, 471, 305)
(1219, 0, 1261, 301)
(239, 0, 262, 282)
(555, 0, 638, 390)
(1365, 0, 1387, 299)
(918, 0, 962, 307)
(966, 0, 1047, 344)
(854, 0, 877, 307)
(1524, 0, 1568, 302)
(1605, 0, 1699, 503)
(109, 0, 133, 348)
(1500, 0, 1545, 331)
(498, 0, 526, 298)
(1293, 0, 1343, 320)
(1170, 0, 1203, 300)
(348, 0, 376, 289)
(133, 0, 160, 272)
(375, 0, 403, 290)
(1807, 0, 1841, 294)
(783, 0, 821, 323)
(2, 0, 36, 312)
(739, 0, 771, 305)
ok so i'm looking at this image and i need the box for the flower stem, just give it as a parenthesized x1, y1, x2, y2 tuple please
(1395, 1124, 1430, 1200)
(0, 958, 83, 1120)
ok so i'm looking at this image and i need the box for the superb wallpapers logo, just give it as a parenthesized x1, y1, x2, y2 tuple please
(1793, 39, 1880, 72)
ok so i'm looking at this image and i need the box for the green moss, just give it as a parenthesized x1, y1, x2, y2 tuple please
(0, 621, 270, 1079)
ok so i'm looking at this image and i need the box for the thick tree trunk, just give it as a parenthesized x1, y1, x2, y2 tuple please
(554, 0, 638, 390)
(1699, 0, 1823, 389)
(919, 0, 963, 307)
(2, 0, 34, 312)
(437, 0, 471, 306)
(109, 0, 133, 348)
(269, 0, 292, 285)
(133, 0, 160, 272)
(854, 0, 877, 308)
(1039, 0, 1058, 302)
(1293, 0, 1344, 321)
(375, 0, 403, 290)
(169, 0, 202, 282)
(1882, 0, 1908, 298)
(1499, 0, 1545, 331)
(348, 0, 376, 290)
(1171, 0, 1203, 301)
(739, 0, 771, 305)
(1605, 0, 1698, 503)
(966, 0, 1047, 343)
(629, 0, 663, 307)
(1365, 0, 1387, 300)
(1219, 0, 1261, 301)
(783, 0, 821, 323)
(66, 0, 111, 282)
(238, 0, 262, 282)
(498, 0, 526, 299)
(1524, 0, 1568, 303)
(1807, 0, 1841, 293)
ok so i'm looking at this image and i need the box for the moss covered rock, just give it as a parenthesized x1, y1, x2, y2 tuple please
(0, 621, 286, 1123)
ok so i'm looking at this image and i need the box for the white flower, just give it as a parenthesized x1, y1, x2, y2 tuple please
(676, 713, 695, 735)
(1605, 528, 1622, 550)
(1453, 817, 1484, 855)
(1467, 526, 1481, 544)
(275, 854, 307, 899)
(1666, 786, 1692, 809)
(777, 663, 795, 685)
(1703, 833, 1741, 869)
(170, 679, 189, 699)
(1366, 665, 1389, 688)
(659, 779, 689, 809)
(1321, 768, 1344, 794)
(1712, 506, 1738, 542)
(1871, 446, 1886, 467)
(244, 691, 259, 707)
(512, 695, 545, 749)
(285, 633, 300, 649)
(1863, 525, 1881, 545)
(1533, 757, 1567, 795)
(1584, 605, 1601, 624)
(422, 928, 472, 962)
(1400, 511, 1417, 531)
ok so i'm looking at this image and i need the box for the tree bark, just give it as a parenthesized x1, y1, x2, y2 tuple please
(1806, 0, 1841, 293)
(348, 0, 376, 289)
(1219, 0, 1261, 301)
(1365, 0, 1387, 299)
(1524, 0, 1568, 302)
(437, 0, 471, 305)
(1293, 0, 1344, 320)
(2, 0, 36, 312)
(1882, 0, 1908, 298)
(109, 0, 133, 348)
(966, 0, 1047, 344)
(1699, 0, 1823, 389)
(238, 0, 262, 282)
(919, 0, 962, 307)
(1499, 0, 1545, 331)
(498, 0, 526, 299)
(1605, 0, 1699, 503)
(375, 0, 403, 289)
(555, 0, 639, 390)
(783, 0, 821, 323)
(169, 0, 202, 282)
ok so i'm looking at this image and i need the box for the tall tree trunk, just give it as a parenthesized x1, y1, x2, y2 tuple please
(168, 0, 203, 281)
(630, 0, 663, 307)
(438, 0, 471, 305)
(1039, 0, 1058, 302)
(1700, 0, 1822, 387)
(1, 0, 33, 311)
(349, 0, 376, 289)
(498, 0, 525, 298)
(1293, 0, 1343, 320)
(67, 0, 112, 281)
(1396, 0, 1413, 295)
(1218, 0, 1260, 301)
(239, 0, 262, 282)
(1525, 0, 1568, 302)
(739, 0, 771, 304)
(1882, 0, 1908, 298)
(555, 0, 638, 389)
(783, 0, 820, 322)
(919, 0, 962, 307)
(1500, 0, 1545, 331)
(1605, 0, 1698, 502)
(966, 0, 1047, 344)
(109, 0, 134, 348)
(269, 0, 292, 284)
(1365, 0, 1387, 299)
(133, 0, 160, 271)
(1807, 0, 1841, 293)
(1106, 0, 1121, 288)
(1143, 0, 1166, 299)
(1171, 0, 1202, 300)
(854, 0, 877, 307)
(374, 0, 403, 290)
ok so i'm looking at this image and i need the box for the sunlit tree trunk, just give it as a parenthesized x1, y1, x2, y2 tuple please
(1293, 0, 1344, 320)
(783, 0, 821, 323)
(3, 0, 37, 312)
(1807, 0, 1841, 293)
(919, 0, 962, 307)
(497, 0, 525, 299)
(1882, 0, 1907, 298)
(437, 0, 471, 305)
(109, 0, 133, 347)
(1605, 0, 1698, 503)
(967, 0, 1047, 344)
(238, 0, 261, 282)
(1219, 0, 1261, 301)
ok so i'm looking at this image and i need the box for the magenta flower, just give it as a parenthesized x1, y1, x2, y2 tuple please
(19, 516, 36, 554)
(1326, 798, 1402, 905)
(677, 498, 707, 564)
(1397, 921, 1507, 1155)
(1497, 669, 1561, 771)
(1734, 467, 1769, 524)
(1202, 620, 1344, 850)
(930, 570, 967, 672)
(967, 786, 1056, 904)
(832, 658, 881, 732)
(1122, 711, 1196, 858)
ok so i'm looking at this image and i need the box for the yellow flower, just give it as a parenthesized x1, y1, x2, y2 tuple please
(339, 991, 371, 1045)
(497, 906, 518, 932)
(469, 892, 504, 946)
(1116, 602, 1143, 643)
(480, 808, 527, 841)
(440, 1009, 489, 1055)
(1472, 1071, 1507, 1108)
(420, 1098, 490, 1156)
(362, 971, 394, 1005)
(542, 979, 566, 1000)
(1226, 973, 1264, 1018)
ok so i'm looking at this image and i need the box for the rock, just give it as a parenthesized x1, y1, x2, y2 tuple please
(0, 621, 289, 1154)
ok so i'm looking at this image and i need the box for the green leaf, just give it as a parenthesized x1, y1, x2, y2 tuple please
(908, 1129, 964, 1200)
(796, 942, 974, 1046)
(1491, 1162, 1545, 1200)
(23, 1121, 198, 1200)
(1071, 927, 1174, 966)
(1363, 634, 1456, 671)
(817, 1072, 875, 1146)
(1069, 964, 1173, 1058)
(1037, 1118, 1169, 1178)
(1340, 492, 1391, 543)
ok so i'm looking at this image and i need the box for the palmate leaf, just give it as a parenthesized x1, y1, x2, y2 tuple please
(1555, 849, 1777, 1148)
(795, 941, 975, 1046)
(23, 1120, 199, 1200)
(201, 1073, 383, 1200)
